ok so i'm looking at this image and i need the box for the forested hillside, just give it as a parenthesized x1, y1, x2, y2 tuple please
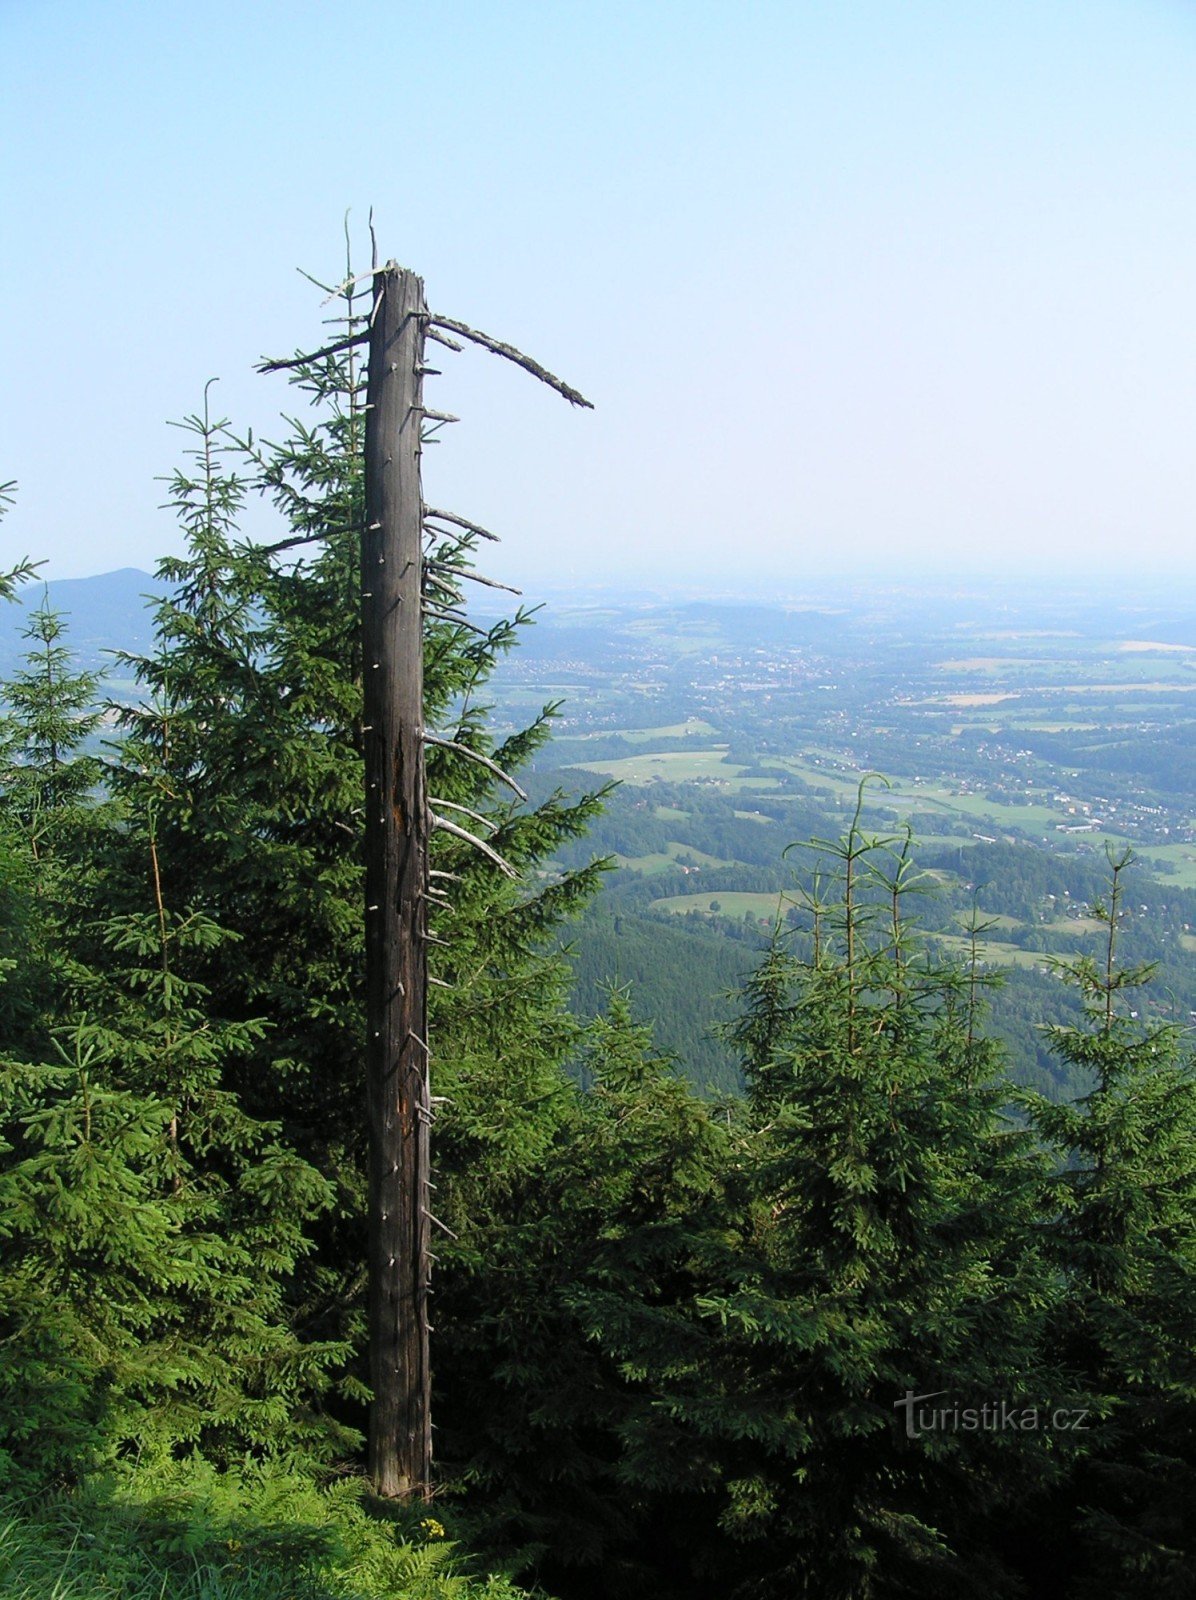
(3, 278, 1196, 1600)
(15, 570, 1196, 1108)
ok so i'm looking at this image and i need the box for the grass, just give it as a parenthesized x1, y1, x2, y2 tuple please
(569, 748, 740, 783)
(760, 755, 866, 800)
(956, 911, 1022, 932)
(650, 890, 792, 921)
(912, 788, 1072, 833)
(1133, 844, 1196, 890)
(619, 718, 718, 743)
(934, 657, 1055, 674)
(930, 693, 1018, 707)
(1117, 640, 1196, 654)
(0, 1464, 532, 1600)
(552, 718, 717, 747)
(615, 841, 736, 875)
(1042, 915, 1105, 936)
(932, 933, 1058, 972)
(764, 755, 1076, 835)
(777, 750, 1143, 841)
(572, 748, 782, 792)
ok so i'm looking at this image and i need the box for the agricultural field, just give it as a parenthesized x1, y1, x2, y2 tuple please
(502, 582, 1196, 1095)
(574, 747, 785, 791)
(1133, 843, 1196, 890)
(11, 571, 1196, 1100)
(932, 934, 1056, 972)
(616, 841, 734, 874)
(650, 889, 793, 921)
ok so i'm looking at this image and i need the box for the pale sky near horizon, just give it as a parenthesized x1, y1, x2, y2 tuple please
(4, 0, 1196, 592)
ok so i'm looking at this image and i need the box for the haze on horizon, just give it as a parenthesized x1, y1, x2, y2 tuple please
(4, 0, 1196, 591)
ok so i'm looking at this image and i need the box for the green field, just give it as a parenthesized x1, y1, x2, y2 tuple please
(576, 747, 782, 790)
(1134, 844, 1196, 889)
(621, 717, 719, 742)
(617, 841, 736, 875)
(650, 890, 794, 921)
(955, 911, 1022, 932)
(574, 719, 1155, 864)
(932, 933, 1058, 971)
(765, 751, 1143, 843)
(1042, 915, 1104, 936)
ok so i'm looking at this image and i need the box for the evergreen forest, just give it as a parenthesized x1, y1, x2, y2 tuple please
(2, 267, 1195, 1600)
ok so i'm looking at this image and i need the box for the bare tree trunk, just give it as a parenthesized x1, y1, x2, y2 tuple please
(363, 264, 432, 1499)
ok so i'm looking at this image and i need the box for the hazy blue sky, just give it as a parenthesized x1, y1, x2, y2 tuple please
(4, 0, 1196, 591)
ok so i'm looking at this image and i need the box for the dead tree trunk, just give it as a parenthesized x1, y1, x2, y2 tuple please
(254, 250, 591, 1501)
(363, 264, 432, 1499)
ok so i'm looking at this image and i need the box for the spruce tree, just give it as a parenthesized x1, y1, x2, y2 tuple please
(696, 794, 1054, 1598)
(98, 263, 608, 1450)
(435, 987, 734, 1597)
(0, 482, 38, 602)
(0, 482, 352, 1480)
(1, 592, 104, 840)
(1022, 848, 1196, 1596)
(0, 490, 79, 1051)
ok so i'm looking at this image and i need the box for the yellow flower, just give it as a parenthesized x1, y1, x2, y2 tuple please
(421, 1516, 447, 1540)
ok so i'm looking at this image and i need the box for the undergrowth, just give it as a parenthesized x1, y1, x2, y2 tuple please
(0, 1460, 538, 1600)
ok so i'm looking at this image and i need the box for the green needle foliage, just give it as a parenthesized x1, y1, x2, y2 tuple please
(1, 593, 104, 846)
(434, 988, 734, 1595)
(94, 275, 610, 1439)
(1, 250, 614, 1505)
(0, 548, 352, 1486)
(1019, 847, 1196, 1596)
(700, 785, 1056, 1599)
(0, 534, 108, 1057)
(4, 273, 1196, 1600)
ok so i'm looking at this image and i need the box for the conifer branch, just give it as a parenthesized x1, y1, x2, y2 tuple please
(428, 316, 593, 408)
(256, 331, 370, 373)
(423, 1209, 459, 1240)
(429, 797, 499, 833)
(421, 603, 491, 637)
(430, 813, 518, 877)
(425, 559, 521, 596)
(256, 530, 333, 555)
(424, 507, 501, 543)
(320, 265, 384, 305)
(422, 734, 528, 800)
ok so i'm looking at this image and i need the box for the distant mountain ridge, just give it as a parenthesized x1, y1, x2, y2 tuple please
(0, 568, 159, 674)
(0, 568, 854, 682)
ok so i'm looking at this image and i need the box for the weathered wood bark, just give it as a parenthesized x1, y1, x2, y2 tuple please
(363, 265, 432, 1499)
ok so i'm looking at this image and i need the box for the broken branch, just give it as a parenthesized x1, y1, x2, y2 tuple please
(430, 813, 518, 878)
(426, 326, 464, 352)
(423, 735, 528, 801)
(425, 560, 521, 596)
(428, 315, 593, 408)
(423, 506, 501, 543)
(429, 797, 498, 833)
(257, 330, 370, 373)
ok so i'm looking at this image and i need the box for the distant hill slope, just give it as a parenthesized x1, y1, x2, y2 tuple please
(0, 568, 158, 675)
